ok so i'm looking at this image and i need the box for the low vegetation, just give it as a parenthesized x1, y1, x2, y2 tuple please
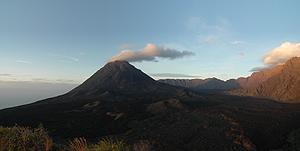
(0, 124, 52, 151)
(88, 137, 130, 151)
(0, 124, 130, 151)
(286, 128, 300, 151)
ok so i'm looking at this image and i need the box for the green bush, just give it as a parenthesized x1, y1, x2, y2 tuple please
(0, 124, 52, 151)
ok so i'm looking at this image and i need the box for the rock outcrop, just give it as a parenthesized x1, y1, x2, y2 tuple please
(229, 57, 300, 102)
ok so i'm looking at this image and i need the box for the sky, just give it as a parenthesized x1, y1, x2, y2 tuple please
(1, 0, 300, 109)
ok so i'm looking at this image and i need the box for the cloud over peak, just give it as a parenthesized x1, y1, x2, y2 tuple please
(262, 42, 300, 66)
(108, 43, 195, 62)
(251, 42, 300, 72)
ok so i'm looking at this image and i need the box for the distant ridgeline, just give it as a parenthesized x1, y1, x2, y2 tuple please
(158, 57, 300, 102)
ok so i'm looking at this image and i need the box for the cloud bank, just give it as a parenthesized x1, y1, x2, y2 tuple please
(251, 42, 300, 72)
(108, 43, 195, 62)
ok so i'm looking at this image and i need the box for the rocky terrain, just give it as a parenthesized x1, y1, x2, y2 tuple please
(235, 64, 283, 89)
(229, 57, 300, 102)
(1, 60, 300, 150)
(158, 78, 243, 90)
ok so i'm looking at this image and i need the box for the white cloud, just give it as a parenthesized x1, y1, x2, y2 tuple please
(78, 52, 85, 55)
(0, 73, 82, 84)
(262, 42, 300, 66)
(117, 43, 139, 50)
(237, 51, 245, 55)
(251, 42, 300, 72)
(107, 43, 195, 62)
(230, 41, 246, 45)
(47, 54, 79, 62)
(14, 60, 32, 64)
(69, 57, 79, 62)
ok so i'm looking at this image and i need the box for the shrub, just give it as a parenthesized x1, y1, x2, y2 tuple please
(0, 124, 130, 151)
(88, 136, 130, 151)
(0, 124, 52, 151)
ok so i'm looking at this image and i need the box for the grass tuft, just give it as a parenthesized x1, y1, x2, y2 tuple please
(68, 137, 88, 151)
(89, 136, 130, 151)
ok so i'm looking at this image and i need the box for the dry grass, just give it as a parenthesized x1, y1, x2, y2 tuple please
(68, 137, 88, 151)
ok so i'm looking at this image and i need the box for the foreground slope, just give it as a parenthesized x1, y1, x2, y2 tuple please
(229, 57, 300, 102)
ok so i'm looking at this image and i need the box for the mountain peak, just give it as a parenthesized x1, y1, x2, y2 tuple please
(68, 61, 163, 97)
(284, 57, 300, 68)
(106, 60, 130, 66)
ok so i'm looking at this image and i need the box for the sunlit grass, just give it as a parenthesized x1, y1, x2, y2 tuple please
(67, 137, 88, 151)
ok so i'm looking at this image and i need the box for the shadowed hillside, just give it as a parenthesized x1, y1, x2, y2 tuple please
(158, 78, 243, 90)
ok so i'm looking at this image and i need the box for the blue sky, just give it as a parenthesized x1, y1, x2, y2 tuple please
(1, 0, 300, 108)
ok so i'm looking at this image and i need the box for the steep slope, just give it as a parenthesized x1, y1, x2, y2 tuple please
(70, 61, 156, 93)
(230, 57, 300, 102)
(158, 78, 242, 90)
(67, 61, 176, 98)
(236, 65, 283, 88)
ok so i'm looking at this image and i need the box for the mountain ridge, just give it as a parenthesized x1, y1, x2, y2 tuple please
(158, 78, 243, 90)
(159, 57, 300, 102)
(229, 57, 300, 102)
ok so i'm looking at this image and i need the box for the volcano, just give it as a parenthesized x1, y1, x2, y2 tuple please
(0, 60, 192, 138)
(67, 61, 180, 98)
